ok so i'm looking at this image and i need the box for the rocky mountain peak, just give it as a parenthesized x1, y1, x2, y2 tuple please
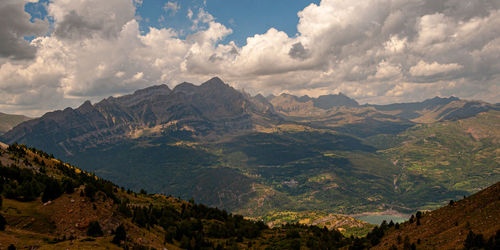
(76, 100, 94, 114)
(201, 77, 226, 88)
(172, 82, 197, 93)
(132, 84, 171, 96)
(314, 93, 360, 109)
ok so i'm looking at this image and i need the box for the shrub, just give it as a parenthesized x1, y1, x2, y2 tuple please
(0, 213, 7, 230)
(112, 224, 126, 245)
(87, 221, 103, 237)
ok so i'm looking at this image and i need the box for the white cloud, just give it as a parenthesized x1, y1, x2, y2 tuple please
(0, 0, 500, 116)
(0, 0, 49, 60)
(409, 60, 463, 77)
(49, 0, 135, 40)
(372, 61, 402, 80)
(164, 2, 180, 15)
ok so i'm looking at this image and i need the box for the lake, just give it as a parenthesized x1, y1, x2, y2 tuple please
(356, 215, 409, 225)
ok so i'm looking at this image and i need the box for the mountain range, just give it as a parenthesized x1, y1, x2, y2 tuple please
(1, 77, 499, 221)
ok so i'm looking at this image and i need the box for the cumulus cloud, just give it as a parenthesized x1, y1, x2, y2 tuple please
(0, 0, 500, 115)
(49, 0, 135, 40)
(0, 0, 48, 60)
(410, 60, 463, 77)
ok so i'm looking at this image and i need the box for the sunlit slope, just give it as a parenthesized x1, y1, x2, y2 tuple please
(379, 110, 500, 209)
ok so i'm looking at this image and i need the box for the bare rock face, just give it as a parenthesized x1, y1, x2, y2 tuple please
(0, 77, 279, 156)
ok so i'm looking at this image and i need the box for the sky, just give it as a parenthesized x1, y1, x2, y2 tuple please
(0, 0, 499, 116)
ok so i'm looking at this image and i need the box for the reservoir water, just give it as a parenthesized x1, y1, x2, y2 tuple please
(356, 215, 409, 225)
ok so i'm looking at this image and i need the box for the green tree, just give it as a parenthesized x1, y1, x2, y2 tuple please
(0, 213, 7, 230)
(180, 235, 192, 249)
(118, 201, 132, 217)
(133, 207, 148, 228)
(415, 211, 422, 219)
(87, 221, 104, 237)
(84, 184, 97, 201)
(112, 224, 126, 245)
(464, 230, 485, 249)
(42, 178, 63, 203)
(20, 179, 41, 201)
(164, 226, 177, 243)
(62, 178, 75, 194)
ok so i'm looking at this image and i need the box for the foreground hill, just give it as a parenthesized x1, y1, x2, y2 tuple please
(0, 112, 31, 135)
(373, 181, 500, 249)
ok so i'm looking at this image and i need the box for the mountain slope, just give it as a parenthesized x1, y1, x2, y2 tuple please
(373, 180, 500, 249)
(376, 110, 500, 210)
(1, 77, 279, 157)
(0, 112, 31, 135)
(267, 93, 359, 117)
(0, 143, 361, 249)
(367, 96, 500, 123)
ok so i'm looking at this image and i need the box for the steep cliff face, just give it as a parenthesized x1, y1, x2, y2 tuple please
(0, 77, 279, 156)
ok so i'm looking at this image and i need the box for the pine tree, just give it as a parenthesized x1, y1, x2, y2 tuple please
(42, 178, 63, 203)
(464, 230, 485, 249)
(112, 224, 126, 245)
(0, 213, 7, 230)
(87, 221, 104, 237)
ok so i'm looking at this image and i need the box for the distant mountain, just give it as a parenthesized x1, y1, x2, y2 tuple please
(314, 93, 360, 109)
(268, 92, 499, 123)
(366, 96, 500, 122)
(0, 112, 31, 135)
(267, 93, 359, 116)
(1, 77, 279, 156)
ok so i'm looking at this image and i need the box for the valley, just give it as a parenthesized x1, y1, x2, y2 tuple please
(0, 143, 498, 249)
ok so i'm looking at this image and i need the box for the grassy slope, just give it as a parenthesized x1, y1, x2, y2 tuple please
(374, 181, 500, 249)
(380, 110, 500, 210)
